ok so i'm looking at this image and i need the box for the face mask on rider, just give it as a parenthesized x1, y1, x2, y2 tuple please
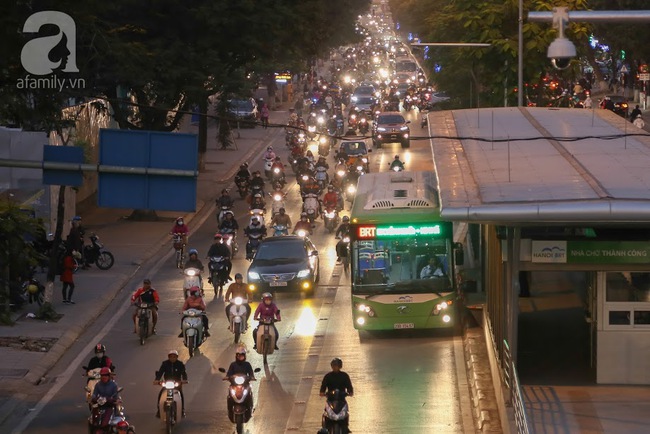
(97, 352, 104, 358)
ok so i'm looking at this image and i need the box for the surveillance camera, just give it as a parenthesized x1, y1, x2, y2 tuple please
(547, 37, 576, 70)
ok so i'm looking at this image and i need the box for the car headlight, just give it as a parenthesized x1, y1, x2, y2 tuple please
(377, 127, 387, 132)
(400, 126, 409, 131)
(297, 269, 311, 278)
(351, 96, 358, 102)
(248, 271, 260, 280)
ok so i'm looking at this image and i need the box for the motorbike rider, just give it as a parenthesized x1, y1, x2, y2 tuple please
(301, 176, 321, 197)
(249, 171, 265, 193)
(130, 279, 159, 334)
(224, 273, 253, 323)
(305, 149, 315, 164)
(249, 193, 266, 211)
(293, 212, 313, 235)
(86, 344, 115, 378)
(170, 217, 189, 246)
(91, 366, 119, 417)
(216, 189, 234, 208)
(207, 234, 232, 281)
(319, 357, 354, 433)
(235, 163, 251, 181)
(322, 185, 340, 211)
(271, 156, 285, 174)
(184, 248, 204, 271)
(178, 286, 210, 337)
(263, 146, 276, 161)
(219, 211, 239, 233)
(270, 207, 292, 229)
(390, 155, 405, 171)
(335, 216, 351, 263)
(224, 347, 256, 412)
(316, 156, 330, 171)
(154, 350, 187, 419)
(253, 292, 281, 350)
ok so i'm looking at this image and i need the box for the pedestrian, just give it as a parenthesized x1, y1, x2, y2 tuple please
(630, 105, 642, 123)
(633, 114, 645, 129)
(61, 248, 76, 304)
(294, 96, 304, 118)
(260, 103, 270, 129)
(583, 95, 592, 109)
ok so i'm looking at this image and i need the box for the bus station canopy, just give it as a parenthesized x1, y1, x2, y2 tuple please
(429, 107, 650, 225)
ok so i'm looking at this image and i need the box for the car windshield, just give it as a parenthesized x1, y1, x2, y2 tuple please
(229, 100, 253, 110)
(356, 97, 374, 105)
(378, 115, 405, 124)
(341, 142, 367, 155)
(354, 86, 374, 96)
(396, 61, 417, 72)
(255, 241, 306, 261)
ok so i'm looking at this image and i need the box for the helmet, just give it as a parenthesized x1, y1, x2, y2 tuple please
(176, 217, 184, 224)
(72, 216, 82, 222)
(279, 207, 285, 213)
(239, 164, 247, 170)
(342, 216, 350, 222)
(214, 233, 223, 240)
(331, 357, 343, 368)
(221, 189, 228, 194)
(94, 344, 106, 354)
(190, 286, 200, 296)
(262, 292, 273, 300)
(236, 347, 247, 358)
(300, 212, 308, 218)
(267, 146, 273, 151)
(394, 155, 400, 159)
(254, 193, 262, 198)
(116, 420, 129, 429)
(189, 248, 198, 256)
(168, 349, 179, 356)
(224, 210, 234, 218)
(234, 273, 243, 280)
(328, 186, 334, 191)
(100, 367, 111, 376)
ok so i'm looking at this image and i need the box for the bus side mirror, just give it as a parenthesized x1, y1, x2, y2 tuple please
(454, 243, 464, 266)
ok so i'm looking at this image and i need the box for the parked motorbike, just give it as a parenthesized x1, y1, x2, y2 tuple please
(256, 318, 279, 365)
(323, 208, 340, 234)
(217, 367, 261, 434)
(134, 302, 154, 346)
(83, 233, 115, 270)
(272, 225, 289, 237)
(21, 275, 45, 306)
(181, 308, 207, 357)
(182, 267, 203, 299)
(319, 389, 351, 434)
(208, 257, 229, 297)
(227, 297, 249, 343)
(155, 380, 186, 433)
(220, 228, 239, 258)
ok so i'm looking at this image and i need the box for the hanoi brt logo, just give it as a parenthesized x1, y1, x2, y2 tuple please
(17, 11, 85, 90)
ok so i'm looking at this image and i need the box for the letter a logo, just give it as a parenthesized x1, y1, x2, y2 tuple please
(21, 11, 79, 75)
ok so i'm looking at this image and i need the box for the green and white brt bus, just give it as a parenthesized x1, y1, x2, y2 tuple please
(349, 170, 462, 330)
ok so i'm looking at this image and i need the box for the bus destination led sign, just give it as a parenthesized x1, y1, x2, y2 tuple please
(357, 224, 442, 239)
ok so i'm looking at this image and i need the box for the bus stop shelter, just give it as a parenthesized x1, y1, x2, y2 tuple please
(429, 105, 650, 388)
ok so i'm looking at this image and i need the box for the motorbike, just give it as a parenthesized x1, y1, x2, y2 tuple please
(336, 236, 351, 273)
(83, 233, 115, 270)
(172, 234, 186, 269)
(348, 113, 358, 131)
(263, 157, 274, 178)
(134, 302, 154, 346)
(83, 367, 103, 410)
(319, 389, 351, 434)
(208, 256, 229, 297)
(181, 308, 207, 357)
(21, 275, 45, 306)
(390, 162, 405, 172)
(421, 110, 428, 128)
(156, 380, 186, 433)
(269, 190, 287, 216)
(216, 205, 232, 226)
(315, 166, 329, 190)
(318, 136, 330, 157)
(87, 388, 125, 434)
(182, 267, 203, 299)
(303, 193, 320, 223)
(358, 116, 369, 134)
(270, 165, 286, 187)
(220, 228, 239, 258)
(245, 232, 263, 261)
(249, 208, 265, 227)
(217, 367, 262, 434)
(227, 296, 249, 343)
(256, 318, 279, 365)
(323, 208, 340, 234)
(235, 177, 249, 199)
(272, 224, 289, 237)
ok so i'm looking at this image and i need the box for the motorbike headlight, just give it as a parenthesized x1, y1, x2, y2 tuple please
(302, 175, 309, 181)
(356, 166, 363, 171)
(164, 381, 177, 389)
(273, 194, 282, 201)
(273, 168, 280, 173)
(234, 297, 243, 306)
(185, 269, 196, 276)
(298, 133, 305, 138)
(350, 114, 357, 120)
(319, 137, 327, 144)
(248, 271, 260, 280)
(297, 269, 311, 278)
(337, 170, 346, 177)
(351, 96, 358, 102)
(317, 117, 325, 124)
(234, 376, 245, 385)
(308, 126, 316, 132)
(325, 211, 335, 218)
(343, 236, 350, 243)
(347, 185, 356, 194)
(297, 230, 307, 237)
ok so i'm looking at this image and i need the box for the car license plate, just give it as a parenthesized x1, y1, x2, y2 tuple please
(394, 323, 414, 329)
(270, 281, 287, 287)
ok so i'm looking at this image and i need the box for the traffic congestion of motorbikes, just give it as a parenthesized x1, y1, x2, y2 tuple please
(78, 13, 439, 434)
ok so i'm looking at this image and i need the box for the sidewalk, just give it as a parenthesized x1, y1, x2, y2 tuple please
(0, 106, 290, 427)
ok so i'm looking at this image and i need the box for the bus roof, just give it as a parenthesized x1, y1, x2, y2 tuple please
(350, 171, 442, 224)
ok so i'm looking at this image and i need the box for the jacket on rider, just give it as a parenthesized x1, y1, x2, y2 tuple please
(220, 217, 240, 232)
(182, 294, 206, 311)
(335, 223, 351, 238)
(323, 191, 339, 209)
(320, 371, 354, 396)
(216, 194, 234, 208)
(184, 258, 204, 270)
(254, 302, 281, 321)
(87, 355, 115, 372)
(131, 287, 160, 305)
(155, 359, 188, 382)
(170, 223, 189, 235)
(226, 360, 254, 378)
(207, 242, 231, 258)
(92, 379, 118, 401)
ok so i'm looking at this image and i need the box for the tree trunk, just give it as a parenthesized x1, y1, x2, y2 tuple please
(39, 185, 66, 320)
(197, 97, 208, 171)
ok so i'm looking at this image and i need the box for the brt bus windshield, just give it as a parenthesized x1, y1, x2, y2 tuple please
(351, 237, 452, 295)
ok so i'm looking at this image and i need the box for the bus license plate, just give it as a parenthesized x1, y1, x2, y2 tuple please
(270, 281, 287, 287)
(394, 323, 414, 329)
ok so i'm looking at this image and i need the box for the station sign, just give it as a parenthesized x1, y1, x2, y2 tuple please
(356, 224, 443, 239)
(531, 240, 650, 264)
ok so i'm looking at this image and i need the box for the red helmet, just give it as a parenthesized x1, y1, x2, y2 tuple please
(100, 367, 111, 376)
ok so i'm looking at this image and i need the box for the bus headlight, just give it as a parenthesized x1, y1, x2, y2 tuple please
(442, 315, 451, 323)
(356, 317, 366, 326)
(432, 300, 452, 315)
(356, 303, 376, 317)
